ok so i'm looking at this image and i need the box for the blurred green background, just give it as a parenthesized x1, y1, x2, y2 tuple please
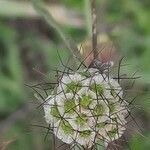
(0, 0, 150, 149)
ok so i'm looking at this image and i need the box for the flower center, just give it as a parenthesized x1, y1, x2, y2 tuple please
(66, 81, 82, 93)
(64, 99, 76, 114)
(93, 104, 104, 116)
(90, 83, 104, 95)
(50, 105, 60, 119)
(108, 127, 118, 138)
(61, 120, 74, 135)
(76, 113, 88, 126)
(96, 122, 107, 129)
(80, 95, 92, 108)
(79, 130, 92, 138)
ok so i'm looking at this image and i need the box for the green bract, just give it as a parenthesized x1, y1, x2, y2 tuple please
(96, 122, 107, 128)
(80, 95, 92, 108)
(76, 113, 88, 126)
(64, 99, 76, 114)
(80, 130, 92, 138)
(66, 81, 82, 93)
(50, 105, 60, 119)
(61, 120, 74, 135)
(108, 127, 118, 138)
(90, 83, 104, 95)
(93, 104, 104, 116)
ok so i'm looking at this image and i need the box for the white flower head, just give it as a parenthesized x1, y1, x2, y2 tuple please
(43, 67, 128, 148)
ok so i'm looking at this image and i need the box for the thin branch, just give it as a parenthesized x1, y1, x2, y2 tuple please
(91, 0, 98, 59)
(0, 139, 15, 150)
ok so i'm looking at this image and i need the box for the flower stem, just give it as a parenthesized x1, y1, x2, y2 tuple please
(90, 0, 98, 59)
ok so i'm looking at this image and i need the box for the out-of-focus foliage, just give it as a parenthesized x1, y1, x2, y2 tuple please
(0, 22, 23, 114)
(129, 134, 150, 150)
(0, 0, 150, 150)
(107, 0, 150, 82)
(62, 0, 83, 9)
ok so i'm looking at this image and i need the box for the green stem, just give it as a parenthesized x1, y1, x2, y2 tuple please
(91, 0, 98, 59)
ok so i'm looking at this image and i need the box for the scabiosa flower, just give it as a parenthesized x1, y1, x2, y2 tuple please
(43, 66, 129, 148)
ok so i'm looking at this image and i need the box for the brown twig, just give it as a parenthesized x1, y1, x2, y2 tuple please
(0, 139, 15, 150)
(91, 0, 98, 59)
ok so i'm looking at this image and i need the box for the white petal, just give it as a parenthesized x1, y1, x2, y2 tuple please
(76, 131, 96, 148)
(53, 121, 75, 144)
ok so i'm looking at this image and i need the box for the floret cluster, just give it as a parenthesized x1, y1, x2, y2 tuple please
(44, 68, 128, 148)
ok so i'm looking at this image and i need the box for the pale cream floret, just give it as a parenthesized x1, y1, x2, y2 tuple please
(85, 76, 113, 100)
(109, 78, 123, 98)
(92, 100, 110, 119)
(111, 113, 127, 126)
(108, 100, 128, 120)
(75, 131, 96, 148)
(104, 124, 126, 142)
(68, 109, 94, 131)
(53, 120, 76, 144)
(43, 95, 59, 126)
(56, 93, 78, 118)
(57, 73, 84, 93)
(94, 117, 111, 139)
(76, 88, 97, 109)
(88, 68, 100, 76)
